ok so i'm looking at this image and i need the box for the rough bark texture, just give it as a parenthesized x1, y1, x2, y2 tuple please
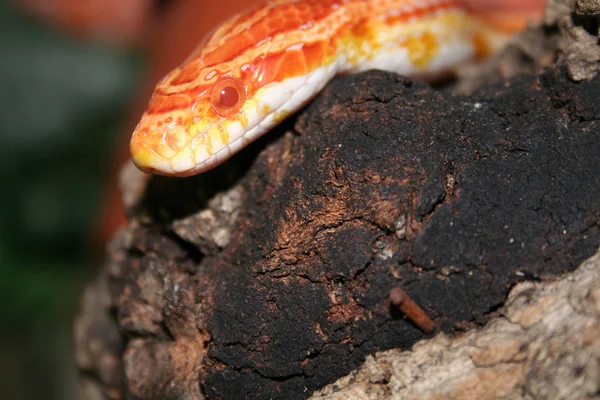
(311, 250, 600, 400)
(75, 1, 600, 399)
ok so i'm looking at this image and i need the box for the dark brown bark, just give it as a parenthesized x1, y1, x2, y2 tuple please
(75, 1, 600, 398)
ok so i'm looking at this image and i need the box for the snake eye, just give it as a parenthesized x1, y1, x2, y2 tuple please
(210, 77, 246, 116)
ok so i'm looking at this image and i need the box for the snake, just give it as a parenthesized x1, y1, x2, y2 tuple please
(130, 0, 512, 177)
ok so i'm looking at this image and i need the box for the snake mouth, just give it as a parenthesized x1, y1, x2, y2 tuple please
(130, 135, 174, 175)
(130, 137, 212, 177)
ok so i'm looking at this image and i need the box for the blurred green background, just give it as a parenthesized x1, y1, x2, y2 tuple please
(0, 1, 144, 398)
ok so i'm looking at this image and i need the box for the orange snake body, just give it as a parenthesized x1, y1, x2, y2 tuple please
(130, 0, 508, 176)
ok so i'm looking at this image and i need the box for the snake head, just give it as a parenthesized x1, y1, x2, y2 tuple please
(130, 65, 257, 177)
(129, 0, 339, 177)
(129, 53, 319, 177)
